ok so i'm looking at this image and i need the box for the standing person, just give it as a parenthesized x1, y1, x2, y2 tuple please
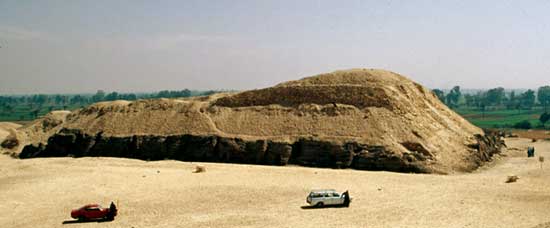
(528, 146, 535, 157)
(343, 190, 350, 207)
(107, 202, 117, 220)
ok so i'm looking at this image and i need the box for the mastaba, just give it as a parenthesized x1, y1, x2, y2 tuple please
(17, 69, 504, 174)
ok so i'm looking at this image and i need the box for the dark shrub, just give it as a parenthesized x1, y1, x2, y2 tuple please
(1, 137, 19, 149)
(540, 112, 550, 127)
(513, 120, 532, 129)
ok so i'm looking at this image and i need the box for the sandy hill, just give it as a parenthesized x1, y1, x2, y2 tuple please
(12, 69, 503, 173)
(0, 111, 69, 156)
(0, 122, 21, 142)
(0, 122, 21, 154)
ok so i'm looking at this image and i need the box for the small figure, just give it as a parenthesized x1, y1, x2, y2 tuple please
(527, 146, 535, 157)
(342, 190, 350, 207)
(107, 201, 117, 220)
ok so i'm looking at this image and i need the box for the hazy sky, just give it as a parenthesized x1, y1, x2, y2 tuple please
(1, 0, 550, 94)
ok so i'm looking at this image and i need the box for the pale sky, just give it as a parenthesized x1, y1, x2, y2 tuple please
(1, 0, 550, 94)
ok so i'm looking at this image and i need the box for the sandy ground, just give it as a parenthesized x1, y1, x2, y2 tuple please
(1, 138, 550, 228)
(513, 130, 550, 140)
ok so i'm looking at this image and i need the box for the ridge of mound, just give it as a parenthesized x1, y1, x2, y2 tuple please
(16, 69, 504, 173)
(213, 69, 407, 108)
(275, 69, 408, 86)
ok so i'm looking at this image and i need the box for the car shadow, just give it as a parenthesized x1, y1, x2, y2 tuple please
(62, 218, 113, 224)
(300, 205, 350, 210)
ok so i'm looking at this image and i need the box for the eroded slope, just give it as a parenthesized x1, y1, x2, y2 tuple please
(17, 69, 503, 173)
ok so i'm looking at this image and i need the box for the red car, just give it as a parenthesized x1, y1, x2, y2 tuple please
(71, 202, 117, 221)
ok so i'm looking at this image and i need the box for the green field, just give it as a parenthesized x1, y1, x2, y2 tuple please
(0, 90, 226, 122)
(0, 104, 84, 122)
(455, 107, 547, 129)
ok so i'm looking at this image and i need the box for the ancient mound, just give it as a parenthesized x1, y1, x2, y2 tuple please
(1, 111, 69, 156)
(23, 110, 70, 145)
(18, 69, 503, 173)
(0, 122, 22, 154)
(0, 122, 21, 142)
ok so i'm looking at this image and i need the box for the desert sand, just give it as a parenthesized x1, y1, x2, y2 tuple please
(1, 138, 549, 228)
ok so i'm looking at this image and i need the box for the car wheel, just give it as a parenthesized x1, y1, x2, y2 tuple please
(316, 202, 324, 207)
(78, 216, 86, 221)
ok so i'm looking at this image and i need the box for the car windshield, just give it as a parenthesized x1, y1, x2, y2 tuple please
(310, 191, 337, 197)
(82, 205, 102, 210)
(310, 193, 323, 198)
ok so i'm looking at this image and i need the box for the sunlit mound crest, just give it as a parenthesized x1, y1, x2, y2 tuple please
(18, 68, 503, 174)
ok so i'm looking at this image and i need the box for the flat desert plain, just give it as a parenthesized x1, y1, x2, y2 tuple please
(1, 138, 549, 228)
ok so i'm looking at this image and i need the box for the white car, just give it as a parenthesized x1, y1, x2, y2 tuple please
(306, 189, 351, 207)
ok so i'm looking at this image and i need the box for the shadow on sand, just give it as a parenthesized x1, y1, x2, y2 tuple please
(62, 218, 113, 225)
(300, 205, 350, 210)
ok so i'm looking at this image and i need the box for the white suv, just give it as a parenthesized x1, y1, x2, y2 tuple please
(306, 189, 351, 207)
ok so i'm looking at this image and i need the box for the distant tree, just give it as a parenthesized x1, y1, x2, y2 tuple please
(70, 95, 79, 104)
(4, 104, 14, 115)
(479, 96, 488, 118)
(35, 94, 49, 106)
(537, 86, 550, 112)
(53, 94, 69, 105)
(156, 90, 170, 98)
(181, 89, 192, 97)
(92, 90, 106, 102)
(445, 86, 461, 108)
(506, 91, 519, 110)
(432, 89, 446, 103)
(470, 91, 485, 109)
(54, 95, 65, 105)
(154, 90, 192, 98)
(127, 93, 137, 100)
(540, 112, 550, 128)
(70, 95, 87, 104)
(520, 89, 536, 110)
(463, 94, 474, 107)
(485, 87, 505, 106)
(105, 92, 119, 101)
(30, 109, 40, 119)
(119, 93, 137, 100)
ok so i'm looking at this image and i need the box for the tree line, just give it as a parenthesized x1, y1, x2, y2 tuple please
(432, 86, 550, 111)
(0, 89, 223, 121)
(432, 85, 550, 128)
